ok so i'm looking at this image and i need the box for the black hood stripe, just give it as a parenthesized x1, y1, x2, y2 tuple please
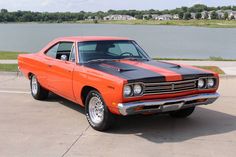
(145, 60, 214, 80)
(83, 61, 166, 83)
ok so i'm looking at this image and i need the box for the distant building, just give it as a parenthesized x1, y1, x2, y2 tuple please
(190, 13, 196, 19)
(224, 10, 233, 14)
(201, 11, 208, 19)
(208, 11, 213, 20)
(173, 14, 179, 20)
(85, 16, 99, 21)
(103, 15, 136, 20)
(157, 14, 173, 20)
(229, 11, 236, 19)
(216, 10, 224, 19)
(151, 14, 159, 20)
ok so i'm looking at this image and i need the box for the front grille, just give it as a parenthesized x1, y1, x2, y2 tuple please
(143, 79, 197, 95)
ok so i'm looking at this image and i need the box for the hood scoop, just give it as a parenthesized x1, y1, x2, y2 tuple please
(157, 61, 182, 69)
(100, 63, 135, 72)
(170, 64, 182, 69)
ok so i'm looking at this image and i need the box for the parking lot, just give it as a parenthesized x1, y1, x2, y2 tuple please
(0, 74, 236, 157)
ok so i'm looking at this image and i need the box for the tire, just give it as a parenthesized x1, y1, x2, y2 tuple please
(85, 90, 114, 131)
(30, 75, 49, 100)
(169, 107, 195, 118)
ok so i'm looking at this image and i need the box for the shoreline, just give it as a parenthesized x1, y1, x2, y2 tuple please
(1, 20, 236, 28)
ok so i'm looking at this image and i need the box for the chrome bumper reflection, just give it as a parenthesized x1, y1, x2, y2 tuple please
(118, 93, 219, 116)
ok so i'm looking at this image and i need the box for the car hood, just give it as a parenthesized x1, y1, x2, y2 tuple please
(83, 60, 215, 83)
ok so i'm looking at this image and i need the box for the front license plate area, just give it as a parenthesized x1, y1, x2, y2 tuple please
(162, 102, 184, 112)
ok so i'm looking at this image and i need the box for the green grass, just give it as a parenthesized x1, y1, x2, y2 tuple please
(0, 64, 18, 72)
(0, 51, 28, 60)
(154, 56, 236, 61)
(78, 19, 236, 28)
(195, 66, 225, 74)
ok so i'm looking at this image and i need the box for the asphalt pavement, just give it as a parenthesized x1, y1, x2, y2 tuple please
(0, 74, 236, 157)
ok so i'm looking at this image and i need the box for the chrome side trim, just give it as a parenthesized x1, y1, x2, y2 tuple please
(118, 93, 219, 116)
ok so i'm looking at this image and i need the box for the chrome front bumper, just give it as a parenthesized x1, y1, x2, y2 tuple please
(118, 93, 219, 116)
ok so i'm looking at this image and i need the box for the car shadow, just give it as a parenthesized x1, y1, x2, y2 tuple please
(46, 93, 85, 114)
(46, 93, 236, 143)
(108, 108, 236, 143)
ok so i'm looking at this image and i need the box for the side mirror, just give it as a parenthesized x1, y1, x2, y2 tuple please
(60, 55, 68, 61)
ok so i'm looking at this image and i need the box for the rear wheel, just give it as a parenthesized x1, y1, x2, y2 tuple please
(169, 107, 195, 118)
(30, 75, 49, 100)
(85, 90, 114, 131)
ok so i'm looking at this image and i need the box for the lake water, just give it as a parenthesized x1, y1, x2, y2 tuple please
(0, 23, 236, 59)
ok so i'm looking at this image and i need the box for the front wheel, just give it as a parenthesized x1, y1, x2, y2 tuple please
(30, 75, 49, 100)
(169, 107, 195, 118)
(85, 90, 114, 131)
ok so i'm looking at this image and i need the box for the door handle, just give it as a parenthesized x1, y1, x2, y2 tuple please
(48, 64, 52, 67)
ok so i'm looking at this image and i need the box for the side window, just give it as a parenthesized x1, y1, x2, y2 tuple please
(56, 42, 73, 61)
(69, 46, 76, 62)
(45, 44, 59, 58)
(57, 43, 73, 52)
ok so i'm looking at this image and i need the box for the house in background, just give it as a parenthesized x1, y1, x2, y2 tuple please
(229, 11, 236, 19)
(191, 13, 196, 19)
(201, 11, 208, 19)
(157, 14, 173, 20)
(207, 11, 213, 19)
(103, 15, 136, 20)
(173, 14, 179, 20)
(151, 14, 159, 20)
(216, 10, 224, 19)
(85, 16, 99, 21)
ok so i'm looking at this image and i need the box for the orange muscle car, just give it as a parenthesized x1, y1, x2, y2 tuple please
(18, 36, 219, 131)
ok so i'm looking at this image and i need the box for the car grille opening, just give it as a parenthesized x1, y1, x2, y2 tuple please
(143, 79, 197, 95)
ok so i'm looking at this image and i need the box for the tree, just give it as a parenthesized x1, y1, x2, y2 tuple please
(190, 4, 207, 13)
(210, 11, 218, 19)
(224, 12, 229, 20)
(195, 12, 202, 19)
(0, 14, 3, 22)
(232, 6, 236, 11)
(178, 12, 184, 19)
(1, 9, 8, 13)
(134, 14, 143, 19)
(181, 6, 188, 12)
(183, 12, 191, 20)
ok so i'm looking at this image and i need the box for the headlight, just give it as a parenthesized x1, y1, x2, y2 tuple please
(207, 78, 215, 88)
(124, 85, 132, 97)
(133, 84, 143, 95)
(198, 79, 205, 88)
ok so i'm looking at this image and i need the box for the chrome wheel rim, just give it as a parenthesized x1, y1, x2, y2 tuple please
(31, 76, 38, 95)
(88, 96, 104, 124)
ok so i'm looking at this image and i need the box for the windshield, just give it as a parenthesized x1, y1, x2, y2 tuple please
(78, 40, 150, 63)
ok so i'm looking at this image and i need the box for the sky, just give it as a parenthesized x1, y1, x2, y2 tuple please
(0, 0, 236, 12)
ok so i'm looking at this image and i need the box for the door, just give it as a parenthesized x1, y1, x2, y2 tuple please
(45, 42, 76, 100)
